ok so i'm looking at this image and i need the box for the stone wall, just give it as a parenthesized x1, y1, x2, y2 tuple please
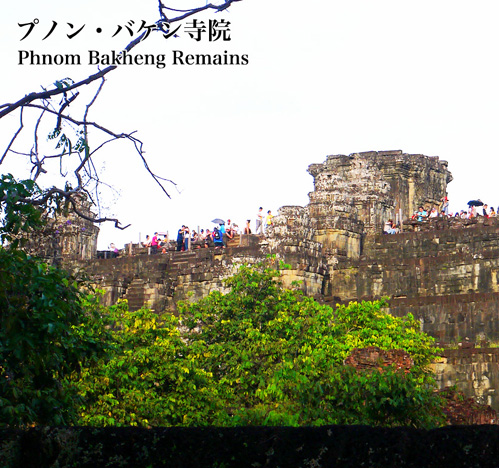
(80, 238, 274, 313)
(73, 150, 478, 343)
(434, 348, 499, 410)
(75, 150, 456, 318)
(268, 205, 326, 297)
(323, 218, 499, 343)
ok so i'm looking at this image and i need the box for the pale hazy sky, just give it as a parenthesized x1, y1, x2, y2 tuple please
(1, 1, 499, 249)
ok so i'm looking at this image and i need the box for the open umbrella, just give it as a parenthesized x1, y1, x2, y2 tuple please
(211, 218, 225, 224)
(468, 200, 483, 207)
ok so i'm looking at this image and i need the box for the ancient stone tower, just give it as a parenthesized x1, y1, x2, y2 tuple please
(307, 149, 452, 236)
(59, 199, 99, 261)
(27, 193, 99, 264)
(272, 150, 452, 290)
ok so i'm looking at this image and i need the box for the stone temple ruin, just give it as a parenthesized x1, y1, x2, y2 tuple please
(25, 193, 99, 266)
(66, 150, 499, 412)
(270, 150, 452, 298)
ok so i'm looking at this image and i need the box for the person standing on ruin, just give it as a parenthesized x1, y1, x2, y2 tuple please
(151, 232, 159, 254)
(226, 220, 234, 240)
(256, 207, 264, 235)
(176, 226, 184, 251)
(204, 229, 215, 248)
(109, 243, 119, 258)
(184, 226, 190, 251)
(212, 227, 224, 248)
(265, 210, 274, 234)
(440, 196, 449, 216)
(142, 235, 151, 255)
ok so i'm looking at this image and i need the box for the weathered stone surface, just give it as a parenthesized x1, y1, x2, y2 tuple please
(438, 386, 498, 425)
(344, 346, 414, 373)
(307, 150, 451, 235)
(79, 242, 273, 312)
(25, 193, 99, 264)
(434, 348, 499, 412)
(71, 151, 456, 322)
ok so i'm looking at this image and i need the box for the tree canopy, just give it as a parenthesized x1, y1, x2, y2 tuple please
(0, 248, 107, 426)
(72, 262, 444, 428)
(0, 175, 110, 426)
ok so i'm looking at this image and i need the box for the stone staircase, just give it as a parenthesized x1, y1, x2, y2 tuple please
(125, 278, 146, 311)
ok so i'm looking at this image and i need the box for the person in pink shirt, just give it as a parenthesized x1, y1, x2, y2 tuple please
(151, 232, 159, 254)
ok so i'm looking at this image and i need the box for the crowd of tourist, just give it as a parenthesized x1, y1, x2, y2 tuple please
(141, 208, 275, 254)
(115, 196, 499, 252)
(384, 197, 499, 235)
(174, 221, 237, 251)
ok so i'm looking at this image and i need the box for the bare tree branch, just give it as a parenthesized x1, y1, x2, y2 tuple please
(0, 31, 147, 120)
(0, 186, 129, 229)
(23, 103, 125, 137)
(31, 108, 47, 181)
(159, 0, 242, 22)
(56, 92, 79, 131)
(127, 134, 177, 198)
(0, 108, 24, 165)
(18, 102, 178, 198)
(0, 0, 244, 231)
(0, 66, 117, 120)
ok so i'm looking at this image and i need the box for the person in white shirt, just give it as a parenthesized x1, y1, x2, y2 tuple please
(255, 207, 264, 235)
(429, 207, 439, 218)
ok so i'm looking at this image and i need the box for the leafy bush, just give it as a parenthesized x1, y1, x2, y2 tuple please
(74, 262, 444, 428)
(72, 303, 221, 427)
(179, 263, 443, 428)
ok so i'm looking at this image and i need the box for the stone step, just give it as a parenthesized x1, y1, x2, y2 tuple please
(125, 278, 146, 311)
(227, 236, 241, 247)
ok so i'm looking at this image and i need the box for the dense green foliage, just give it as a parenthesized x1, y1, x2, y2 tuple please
(72, 302, 221, 427)
(0, 175, 106, 426)
(0, 248, 106, 426)
(0, 173, 74, 248)
(179, 263, 443, 427)
(0, 174, 44, 247)
(73, 263, 444, 428)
